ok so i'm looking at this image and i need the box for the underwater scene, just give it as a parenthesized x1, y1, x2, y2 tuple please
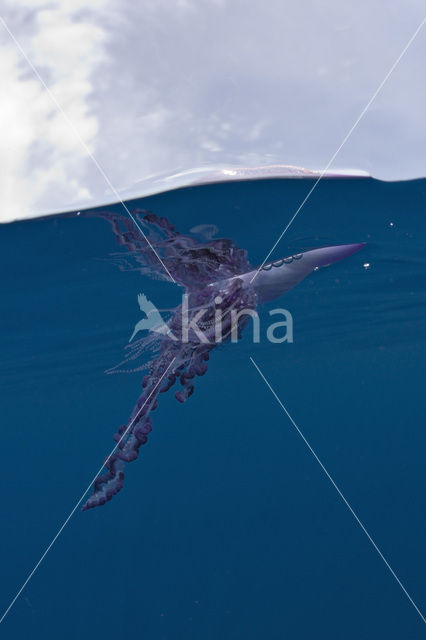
(1, 175, 425, 639)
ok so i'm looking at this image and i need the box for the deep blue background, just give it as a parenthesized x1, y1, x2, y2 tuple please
(1, 177, 425, 639)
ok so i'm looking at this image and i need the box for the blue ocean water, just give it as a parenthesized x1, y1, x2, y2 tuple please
(1, 176, 425, 639)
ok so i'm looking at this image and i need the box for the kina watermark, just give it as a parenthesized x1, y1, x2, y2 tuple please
(130, 292, 294, 345)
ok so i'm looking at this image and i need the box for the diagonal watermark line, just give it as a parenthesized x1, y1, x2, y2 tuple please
(0, 16, 176, 284)
(249, 356, 426, 625)
(250, 17, 426, 284)
(0, 357, 176, 625)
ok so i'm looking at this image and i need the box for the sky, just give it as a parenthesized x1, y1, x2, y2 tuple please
(0, 0, 425, 222)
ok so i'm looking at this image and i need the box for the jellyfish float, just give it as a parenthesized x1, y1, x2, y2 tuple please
(82, 210, 363, 510)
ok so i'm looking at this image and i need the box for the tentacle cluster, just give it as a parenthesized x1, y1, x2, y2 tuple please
(81, 211, 256, 510)
(86, 209, 251, 287)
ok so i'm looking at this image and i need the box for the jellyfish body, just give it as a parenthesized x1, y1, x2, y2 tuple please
(229, 243, 365, 303)
(82, 211, 363, 510)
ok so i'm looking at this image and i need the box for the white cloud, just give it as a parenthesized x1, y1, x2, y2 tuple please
(1, 0, 426, 222)
(0, 0, 110, 221)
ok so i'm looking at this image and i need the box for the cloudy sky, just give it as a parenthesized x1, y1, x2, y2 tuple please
(1, 0, 425, 222)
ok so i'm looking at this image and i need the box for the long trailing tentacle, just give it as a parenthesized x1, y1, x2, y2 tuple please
(79, 207, 257, 510)
(82, 341, 214, 510)
(82, 278, 257, 510)
(82, 349, 175, 510)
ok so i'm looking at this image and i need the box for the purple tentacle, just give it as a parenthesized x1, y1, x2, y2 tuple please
(82, 348, 173, 510)
(80, 210, 258, 510)
(82, 277, 257, 510)
(82, 209, 251, 289)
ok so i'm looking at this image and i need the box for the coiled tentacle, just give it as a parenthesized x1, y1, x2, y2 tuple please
(82, 277, 257, 510)
(80, 210, 258, 510)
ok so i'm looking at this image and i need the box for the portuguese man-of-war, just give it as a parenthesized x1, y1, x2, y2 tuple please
(82, 210, 364, 510)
